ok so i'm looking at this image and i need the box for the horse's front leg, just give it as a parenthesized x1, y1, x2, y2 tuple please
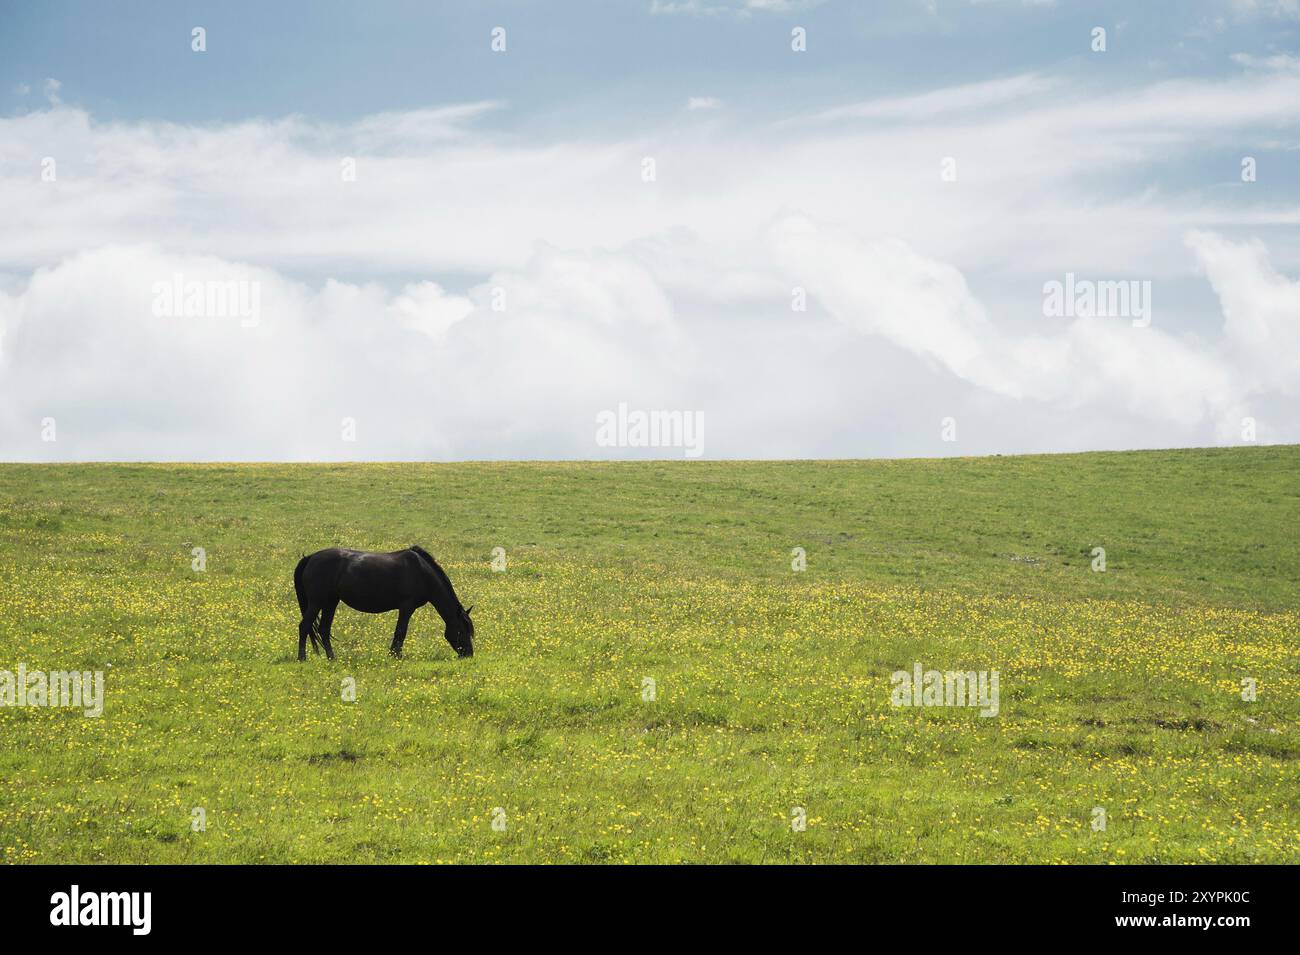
(390, 605, 415, 658)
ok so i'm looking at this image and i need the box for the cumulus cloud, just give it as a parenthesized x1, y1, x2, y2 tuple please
(1187, 230, 1300, 397)
(3, 219, 1291, 460)
(0, 243, 701, 460)
(769, 215, 1254, 436)
(769, 214, 1007, 395)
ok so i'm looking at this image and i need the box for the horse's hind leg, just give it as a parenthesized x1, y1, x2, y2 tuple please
(318, 600, 338, 661)
(390, 604, 416, 658)
(298, 604, 317, 662)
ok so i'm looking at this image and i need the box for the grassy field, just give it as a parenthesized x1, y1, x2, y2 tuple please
(0, 447, 1296, 864)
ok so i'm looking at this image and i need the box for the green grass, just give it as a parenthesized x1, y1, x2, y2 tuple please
(0, 447, 1296, 863)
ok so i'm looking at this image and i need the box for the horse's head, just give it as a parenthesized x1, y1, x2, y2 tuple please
(445, 604, 474, 658)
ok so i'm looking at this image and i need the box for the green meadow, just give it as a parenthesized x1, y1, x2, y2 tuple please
(0, 447, 1296, 863)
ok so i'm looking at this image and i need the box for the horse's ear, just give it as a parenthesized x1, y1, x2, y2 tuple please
(466, 605, 474, 615)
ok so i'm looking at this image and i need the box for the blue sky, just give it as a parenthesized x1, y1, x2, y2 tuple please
(6, 1, 1296, 126)
(1, 0, 1298, 460)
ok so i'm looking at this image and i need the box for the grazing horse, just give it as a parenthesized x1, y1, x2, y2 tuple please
(293, 546, 474, 661)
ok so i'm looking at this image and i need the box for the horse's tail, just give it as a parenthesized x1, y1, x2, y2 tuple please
(294, 554, 322, 652)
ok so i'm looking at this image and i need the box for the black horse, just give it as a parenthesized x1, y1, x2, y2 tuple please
(293, 545, 474, 661)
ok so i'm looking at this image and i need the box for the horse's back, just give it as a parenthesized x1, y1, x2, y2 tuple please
(307, 546, 411, 563)
(302, 547, 424, 614)
(304, 546, 396, 573)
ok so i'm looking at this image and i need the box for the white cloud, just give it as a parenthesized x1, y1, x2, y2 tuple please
(5, 63, 1300, 278)
(387, 282, 475, 342)
(687, 97, 723, 111)
(3, 219, 1290, 461)
(1230, 52, 1300, 72)
(2, 60, 1299, 459)
(1229, 0, 1300, 20)
(0, 243, 698, 460)
(1187, 230, 1300, 397)
(804, 73, 1058, 124)
(768, 214, 1250, 435)
(768, 214, 1005, 394)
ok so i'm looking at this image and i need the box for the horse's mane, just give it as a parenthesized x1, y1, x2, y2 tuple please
(408, 545, 462, 611)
